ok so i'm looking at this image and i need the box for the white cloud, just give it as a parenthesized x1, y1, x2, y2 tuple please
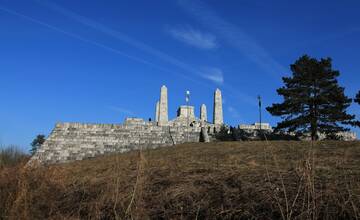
(169, 27, 217, 49)
(228, 106, 241, 119)
(8, 1, 258, 106)
(178, 0, 286, 77)
(32, 1, 207, 82)
(201, 67, 224, 84)
(107, 106, 135, 116)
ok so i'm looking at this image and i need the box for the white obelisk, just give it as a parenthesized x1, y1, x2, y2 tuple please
(158, 85, 168, 125)
(213, 88, 223, 125)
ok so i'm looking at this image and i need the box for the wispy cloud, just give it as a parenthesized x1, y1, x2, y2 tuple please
(177, 0, 286, 77)
(35, 0, 203, 77)
(228, 106, 241, 119)
(168, 26, 217, 49)
(0, 2, 209, 87)
(107, 106, 135, 116)
(200, 67, 224, 84)
(33, 1, 258, 105)
(224, 84, 258, 106)
(0, 5, 172, 74)
(0, 1, 259, 107)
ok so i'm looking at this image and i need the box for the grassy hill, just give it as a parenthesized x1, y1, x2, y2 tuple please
(1, 141, 360, 219)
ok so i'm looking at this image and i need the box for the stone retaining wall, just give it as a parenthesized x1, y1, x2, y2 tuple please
(30, 122, 202, 164)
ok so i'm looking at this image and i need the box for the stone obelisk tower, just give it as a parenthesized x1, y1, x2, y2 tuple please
(155, 101, 160, 122)
(200, 104, 207, 122)
(213, 88, 223, 125)
(158, 85, 168, 125)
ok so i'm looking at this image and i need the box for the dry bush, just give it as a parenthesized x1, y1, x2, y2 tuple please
(261, 140, 360, 220)
(0, 146, 29, 219)
(0, 141, 360, 219)
(0, 163, 23, 219)
(0, 145, 28, 169)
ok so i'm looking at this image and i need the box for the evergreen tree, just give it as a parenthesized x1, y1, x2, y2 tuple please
(30, 134, 46, 155)
(266, 55, 354, 140)
(355, 91, 360, 105)
(351, 91, 360, 127)
(233, 128, 251, 141)
(215, 125, 232, 141)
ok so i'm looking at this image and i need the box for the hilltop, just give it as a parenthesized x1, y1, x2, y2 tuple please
(1, 141, 360, 219)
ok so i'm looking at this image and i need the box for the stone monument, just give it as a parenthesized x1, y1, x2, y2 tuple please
(200, 104, 207, 122)
(29, 86, 224, 165)
(213, 88, 223, 125)
(158, 85, 168, 125)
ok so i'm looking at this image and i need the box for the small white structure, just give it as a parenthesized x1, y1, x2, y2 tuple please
(239, 122, 357, 141)
(239, 122, 273, 132)
(177, 105, 195, 119)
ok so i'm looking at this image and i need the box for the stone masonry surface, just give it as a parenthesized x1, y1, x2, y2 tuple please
(31, 121, 202, 164)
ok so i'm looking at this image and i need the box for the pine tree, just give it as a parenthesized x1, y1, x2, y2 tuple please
(215, 125, 232, 141)
(352, 91, 360, 127)
(266, 55, 354, 140)
(30, 134, 46, 155)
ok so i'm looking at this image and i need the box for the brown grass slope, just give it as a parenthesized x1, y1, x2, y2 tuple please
(1, 141, 360, 219)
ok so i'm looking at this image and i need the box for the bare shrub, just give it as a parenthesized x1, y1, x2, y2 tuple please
(262, 140, 360, 220)
(0, 145, 28, 168)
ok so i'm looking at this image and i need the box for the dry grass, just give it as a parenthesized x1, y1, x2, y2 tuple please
(0, 146, 28, 169)
(1, 141, 360, 219)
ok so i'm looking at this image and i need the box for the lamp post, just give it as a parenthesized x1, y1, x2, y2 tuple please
(258, 95, 262, 133)
(186, 90, 190, 142)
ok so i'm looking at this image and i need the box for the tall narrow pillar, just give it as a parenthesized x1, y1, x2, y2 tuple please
(200, 104, 207, 122)
(158, 85, 168, 125)
(155, 101, 160, 122)
(213, 88, 223, 125)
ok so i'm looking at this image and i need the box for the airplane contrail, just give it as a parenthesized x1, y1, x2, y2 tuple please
(0, 5, 204, 85)
(36, 0, 258, 106)
(36, 0, 204, 77)
(0, 3, 258, 106)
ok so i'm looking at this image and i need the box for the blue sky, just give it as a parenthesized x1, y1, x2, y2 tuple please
(0, 0, 359, 151)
